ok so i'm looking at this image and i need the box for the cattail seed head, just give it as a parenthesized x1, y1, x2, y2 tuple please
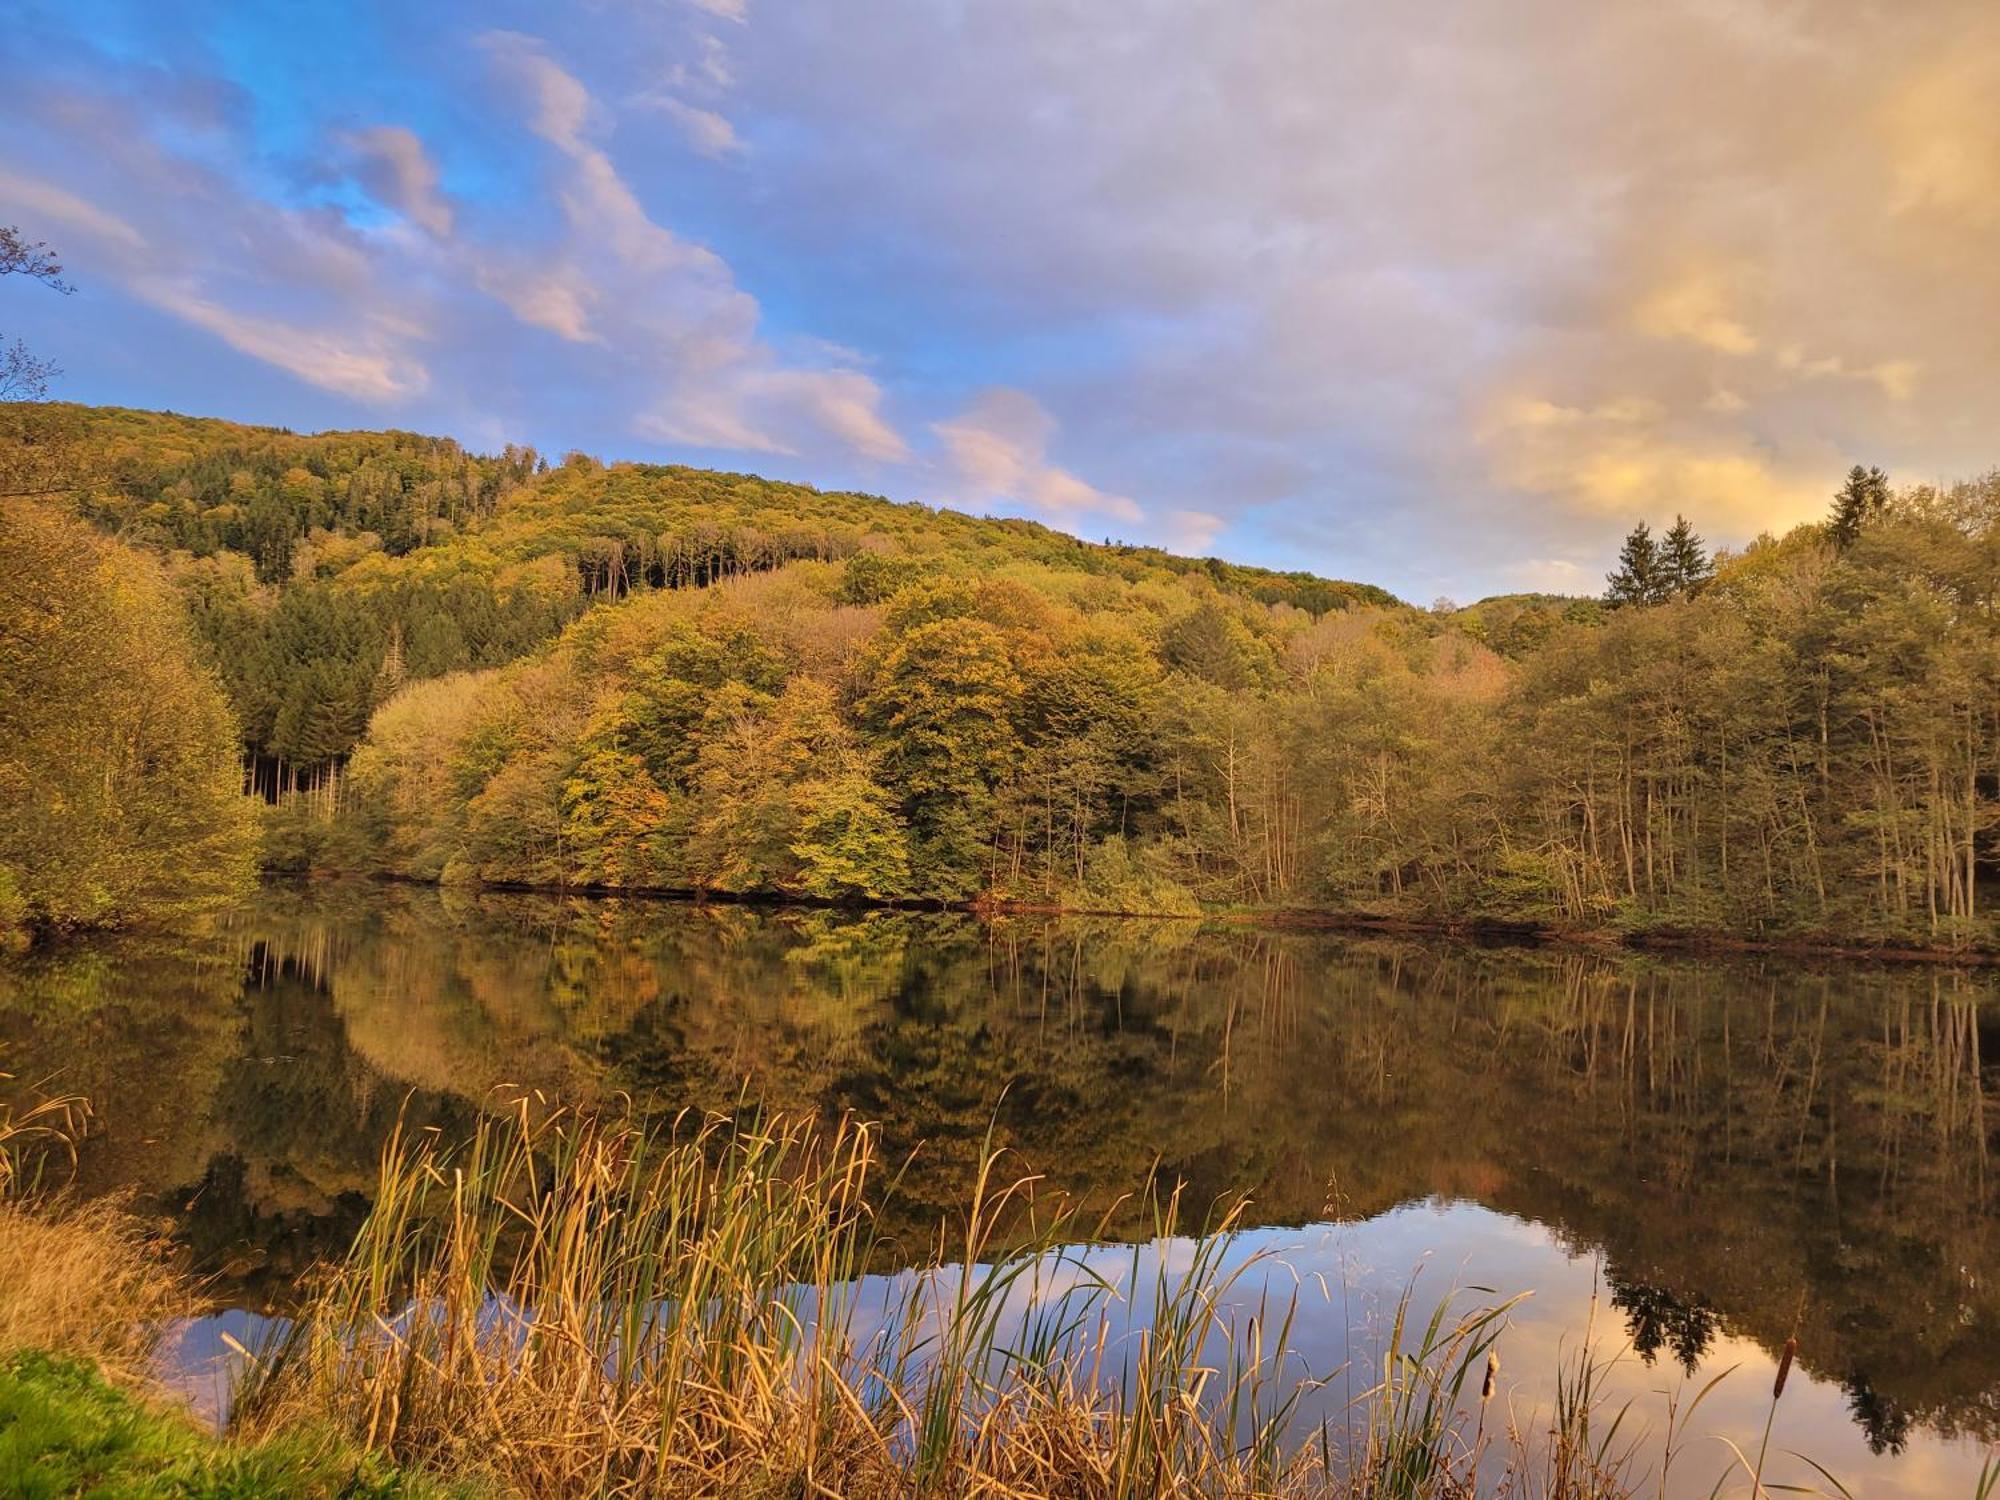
(1482, 1349, 1500, 1403)
(1773, 1336, 1797, 1400)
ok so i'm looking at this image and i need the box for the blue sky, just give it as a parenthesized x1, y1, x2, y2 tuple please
(4, 0, 1996, 601)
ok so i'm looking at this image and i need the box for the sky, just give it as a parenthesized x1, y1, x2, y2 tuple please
(2, 1, 1996, 603)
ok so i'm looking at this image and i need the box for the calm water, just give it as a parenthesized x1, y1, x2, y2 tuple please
(4, 883, 1996, 1495)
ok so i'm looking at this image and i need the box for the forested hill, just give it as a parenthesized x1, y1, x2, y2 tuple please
(11, 400, 2000, 951)
(43, 403, 1400, 787)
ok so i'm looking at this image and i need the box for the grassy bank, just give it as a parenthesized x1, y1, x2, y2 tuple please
(0, 1350, 469, 1499)
(0, 1076, 461, 1497)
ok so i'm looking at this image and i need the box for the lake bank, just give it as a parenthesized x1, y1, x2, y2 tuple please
(329, 868, 2000, 967)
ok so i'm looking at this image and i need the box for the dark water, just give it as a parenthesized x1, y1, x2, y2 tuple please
(4, 883, 1996, 1494)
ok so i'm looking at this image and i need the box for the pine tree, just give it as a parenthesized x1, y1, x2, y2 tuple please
(1828, 464, 1890, 550)
(1604, 521, 1665, 608)
(1660, 514, 1712, 598)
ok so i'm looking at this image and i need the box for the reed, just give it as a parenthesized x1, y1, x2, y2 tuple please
(7, 1073, 1948, 1498)
(231, 1097, 1588, 1497)
(0, 1064, 88, 1201)
(0, 1066, 185, 1380)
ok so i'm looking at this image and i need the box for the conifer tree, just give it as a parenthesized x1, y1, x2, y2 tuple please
(1660, 514, 1712, 598)
(1828, 465, 1890, 550)
(1604, 521, 1666, 607)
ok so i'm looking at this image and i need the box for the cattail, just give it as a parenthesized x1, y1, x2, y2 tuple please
(1773, 1336, 1796, 1400)
(1482, 1349, 1500, 1403)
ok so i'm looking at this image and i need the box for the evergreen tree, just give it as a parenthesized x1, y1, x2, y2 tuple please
(1660, 514, 1712, 598)
(1828, 464, 1890, 550)
(1604, 521, 1666, 607)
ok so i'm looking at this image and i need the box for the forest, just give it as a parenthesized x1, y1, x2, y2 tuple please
(3, 402, 1998, 949)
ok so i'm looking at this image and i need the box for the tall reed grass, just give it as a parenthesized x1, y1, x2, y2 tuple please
(226, 1097, 1880, 1499)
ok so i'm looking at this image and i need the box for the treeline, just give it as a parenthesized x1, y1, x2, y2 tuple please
(330, 466, 2000, 946)
(330, 543, 1514, 908)
(18, 404, 2000, 946)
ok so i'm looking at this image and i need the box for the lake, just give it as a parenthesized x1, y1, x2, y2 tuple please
(3, 882, 1995, 1495)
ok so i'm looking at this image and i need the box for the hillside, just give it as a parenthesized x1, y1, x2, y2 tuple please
(11, 402, 2000, 946)
(34, 404, 1401, 788)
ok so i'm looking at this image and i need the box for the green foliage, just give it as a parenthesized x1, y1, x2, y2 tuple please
(1828, 464, 1891, 550)
(1659, 513, 1713, 596)
(0, 1350, 471, 1498)
(43, 405, 1394, 787)
(1604, 520, 1668, 607)
(35, 407, 2000, 944)
(790, 769, 912, 899)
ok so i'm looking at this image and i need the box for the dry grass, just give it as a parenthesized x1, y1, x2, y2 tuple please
(0, 1068, 188, 1381)
(4, 1062, 1882, 1498)
(0, 1197, 188, 1380)
(229, 1098, 1726, 1499)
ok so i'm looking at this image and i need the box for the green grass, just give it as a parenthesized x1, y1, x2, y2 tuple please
(0, 1351, 481, 1500)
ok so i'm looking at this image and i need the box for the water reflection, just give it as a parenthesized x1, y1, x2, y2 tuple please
(2, 882, 1995, 1484)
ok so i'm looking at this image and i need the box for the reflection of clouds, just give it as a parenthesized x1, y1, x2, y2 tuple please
(813, 1203, 1994, 1499)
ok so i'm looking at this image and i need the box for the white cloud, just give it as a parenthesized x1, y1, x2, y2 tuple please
(137, 279, 428, 400)
(0, 164, 428, 404)
(934, 389, 1140, 524)
(1164, 508, 1224, 555)
(410, 33, 904, 462)
(1503, 557, 1591, 594)
(0, 170, 147, 253)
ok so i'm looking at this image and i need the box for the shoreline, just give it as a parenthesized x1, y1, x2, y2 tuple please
(356, 870, 2000, 968)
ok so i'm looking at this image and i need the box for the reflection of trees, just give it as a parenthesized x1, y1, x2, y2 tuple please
(0, 935, 242, 1198)
(1607, 1274, 1719, 1375)
(1, 886, 1993, 1443)
(1844, 1371, 1915, 1456)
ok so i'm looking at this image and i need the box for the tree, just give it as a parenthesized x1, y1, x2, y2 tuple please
(1659, 514, 1712, 598)
(0, 225, 79, 498)
(790, 770, 911, 899)
(562, 741, 673, 887)
(1604, 521, 1668, 607)
(0, 502, 257, 936)
(1828, 464, 1890, 550)
(0, 227, 68, 289)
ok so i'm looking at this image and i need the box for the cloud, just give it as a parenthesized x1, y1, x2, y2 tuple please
(639, 94, 742, 157)
(6, 1, 1999, 597)
(461, 33, 900, 460)
(0, 170, 147, 254)
(1504, 557, 1593, 594)
(1882, 53, 2000, 226)
(1480, 393, 1825, 533)
(1633, 271, 1759, 356)
(344, 126, 454, 237)
(725, 0, 2000, 593)
(934, 389, 1140, 525)
(0, 159, 429, 404)
(1163, 508, 1225, 555)
(138, 280, 427, 400)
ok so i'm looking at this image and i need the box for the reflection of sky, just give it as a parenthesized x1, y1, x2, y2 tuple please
(163, 1201, 1996, 1498)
